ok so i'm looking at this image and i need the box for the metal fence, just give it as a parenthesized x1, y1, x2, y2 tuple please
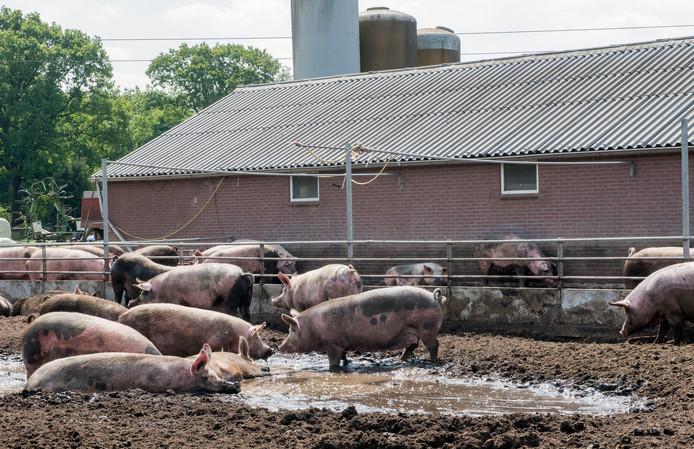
(2, 235, 692, 291)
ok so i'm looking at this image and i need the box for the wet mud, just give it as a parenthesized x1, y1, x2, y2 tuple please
(1, 315, 693, 448)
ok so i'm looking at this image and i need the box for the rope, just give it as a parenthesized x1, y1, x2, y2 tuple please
(113, 177, 225, 240)
(296, 142, 350, 164)
(351, 153, 394, 185)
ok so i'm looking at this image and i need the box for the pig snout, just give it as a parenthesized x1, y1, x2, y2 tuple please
(219, 381, 241, 394)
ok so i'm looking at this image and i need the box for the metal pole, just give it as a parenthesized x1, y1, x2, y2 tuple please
(682, 119, 690, 258)
(345, 144, 354, 261)
(101, 158, 110, 297)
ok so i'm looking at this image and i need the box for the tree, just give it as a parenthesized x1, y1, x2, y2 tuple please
(0, 7, 113, 224)
(146, 42, 288, 113)
(122, 87, 193, 148)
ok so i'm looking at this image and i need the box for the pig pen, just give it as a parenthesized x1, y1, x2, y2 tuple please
(1, 309, 694, 448)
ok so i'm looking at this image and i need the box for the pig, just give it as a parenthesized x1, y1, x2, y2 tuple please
(473, 234, 556, 287)
(127, 263, 255, 320)
(197, 336, 269, 382)
(0, 246, 39, 280)
(10, 290, 70, 317)
(197, 244, 296, 281)
(118, 303, 273, 359)
(0, 295, 11, 317)
(132, 245, 180, 266)
(279, 286, 445, 368)
(232, 240, 298, 276)
(64, 244, 125, 257)
(38, 293, 128, 321)
(22, 311, 162, 378)
(623, 247, 686, 289)
(110, 252, 175, 305)
(272, 264, 363, 312)
(24, 343, 240, 394)
(609, 262, 694, 345)
(25, 248, 105, 281)
(384, 263, 448, 287)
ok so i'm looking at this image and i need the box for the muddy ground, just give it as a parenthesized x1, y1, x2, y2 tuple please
(1, 315, 693, 449)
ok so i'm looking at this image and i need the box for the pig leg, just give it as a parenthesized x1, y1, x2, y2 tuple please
(654, 321, 671, 344)
(670, 320, 685, 346)
(399, 343, 419, 361)
(326, 345, 346, 368)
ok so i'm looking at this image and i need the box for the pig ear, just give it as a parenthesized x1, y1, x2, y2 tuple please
(608, 300, 630, 309)
(290, 308, 300, 317)
(134, 281, 151, 292)
(423, 265, 433, 275)
(190, 346, 210, 374)
(278, 272, 291, 286)
(248, 322, 266, 338)
(238, 336, 251, 360)
(73, 285, 84, 295)
(282, 314, 300, 331)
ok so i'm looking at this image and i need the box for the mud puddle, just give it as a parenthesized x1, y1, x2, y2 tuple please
(0, 353, 25, 395)
(239, 353, 642, 416)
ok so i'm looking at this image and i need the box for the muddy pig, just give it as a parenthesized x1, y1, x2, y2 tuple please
(111, 252, 175, 305)
(272, 264, 363, 312)
(10, 290, 71, 317)
(610, 262, 694, 345)
(132, 245, 180, 266)
(0, 246, 38, 280)
(25, 248, 105, 281)
(118, 303, 272, 359)
(22, 311, 161, 378)
(279, 286, 445, 368)
(473, 234, 555, 287)
(623, 246, 686, 289)
(198, 336, 269, 382)
(24, 343, 239, 394)
(384, 262, 448, 287)
(128, 263, 254, 320)
(0, 295, 11, 317)
(38, 293, 128, 321)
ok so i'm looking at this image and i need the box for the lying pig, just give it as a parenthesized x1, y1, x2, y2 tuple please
(118, 303, 272, 359)
(384, 263, 447, 287)
(38, 293, 128, 321)
(0, 296, 11, 317)
(199, 336, 269, 382)
(128, 263, 254, 320)
(22, 311, 161, 378)
(10, 290, 70, 317)
(110, 252, 175, 305)
(24, 343, 239, 394)
(610, 262, 694, 345)
(272, 264, 363, 312)
(132, 245, 180, 266)
(279, 286, 444, 368)
(473, 234, 556, 287)
(623, 247, 686, 289)
(0, 246, 38, 280)
(25, 248, 105, 281)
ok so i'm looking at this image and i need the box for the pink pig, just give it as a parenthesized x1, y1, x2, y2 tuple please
(25, 248, 105, 281)
(272, 264, 363, 312)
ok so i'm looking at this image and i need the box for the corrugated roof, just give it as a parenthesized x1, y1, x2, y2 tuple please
(104, 36, 694, 179)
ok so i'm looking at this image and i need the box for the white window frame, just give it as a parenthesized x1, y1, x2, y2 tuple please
(500, 163, 538, 194)
(290, 175, 320, 202)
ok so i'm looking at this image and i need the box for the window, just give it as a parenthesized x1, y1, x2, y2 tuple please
(501, 163, 538, 194)
(290, 176, 319, 202)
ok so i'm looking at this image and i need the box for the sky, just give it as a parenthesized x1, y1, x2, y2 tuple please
(2, 0, 694, 90)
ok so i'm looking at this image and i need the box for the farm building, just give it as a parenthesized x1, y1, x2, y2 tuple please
(96, 35, 694, 285)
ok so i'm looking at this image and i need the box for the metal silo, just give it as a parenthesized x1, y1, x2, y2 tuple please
(291, 0, 360, 80)
(417, 26, 461, 66)
(359, 7, 417, 72)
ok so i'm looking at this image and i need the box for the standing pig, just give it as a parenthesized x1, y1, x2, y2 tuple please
(25, 248, 105, 281)
(623, 246, 686, 289)
(0, 246, 38, 280)
(110, 253, 175, 305)
(272, 264, 363, 312)
(279, 286, 444, 368)
(38, 293, 128, 321)
(232, 240, 298, 276)
(24, 344, 239, 394)
(22, 311, 161, 378)
(127, 263, 254, 320)
(384, 263, 448, 287)
(610, 262, 694, 345)
(473, 234, 556, 287)
(118, 303, 272, 359)
(197, 244, 297, 281)
(64, 244, 125, 257)
(133, 245, 180, 266)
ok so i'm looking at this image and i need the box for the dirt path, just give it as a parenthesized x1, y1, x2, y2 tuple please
(1, 315, 692, 448)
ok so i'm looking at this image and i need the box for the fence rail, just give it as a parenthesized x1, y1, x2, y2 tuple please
(1, 235, 693, 289)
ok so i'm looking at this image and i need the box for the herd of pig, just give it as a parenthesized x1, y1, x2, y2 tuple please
(2, 236, 694, 395)
(0, 241, 447, 394)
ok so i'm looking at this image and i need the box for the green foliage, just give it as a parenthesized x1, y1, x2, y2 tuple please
(15, 177, 75, 241)
(121, 87, 193, 148)
(146, 42, 285, 112)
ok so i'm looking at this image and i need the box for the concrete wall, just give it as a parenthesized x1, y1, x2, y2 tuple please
(2, 281, 626, 339)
